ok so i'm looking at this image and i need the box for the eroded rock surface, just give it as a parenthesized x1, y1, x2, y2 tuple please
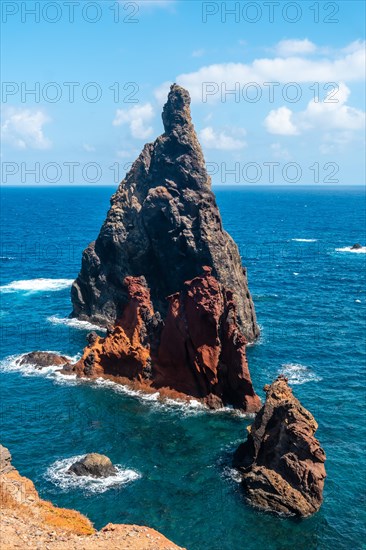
(71, 84, 259, 342)
(233, 375, 326, 516)
(72, 268, 261, 413)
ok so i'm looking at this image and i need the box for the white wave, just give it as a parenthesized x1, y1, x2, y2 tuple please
(0, 256, 15, 260)
(280, 363, 322, 385)
(0, 353, 79, 378)
(355, 299, 362, 303)
(0, 278, 73, 293)
(291, 238, 317, 242)
(222, 466, 242, 483)
(293, 272, 300, 276)
(335, 246, 366, 254)
(0, 354, 250, 417)
(45, 455, 141, 494)
(252, 293, 279, 300)
(47, 316, 106, 332)
(92, 377, 206, 416)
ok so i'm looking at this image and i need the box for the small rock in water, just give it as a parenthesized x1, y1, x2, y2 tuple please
(67, 453, 117, 478)
(18, 351, 70, 369)
(351, 243, 363, 250)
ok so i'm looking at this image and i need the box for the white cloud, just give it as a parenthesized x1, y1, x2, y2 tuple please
(117, 149, 134, 158)
(275, 39, 317, 57)
(161, 41, 365, 103)
(270, 143, 291, 160)
(199, 127, 247, 150)
(83, 143, 95, 152)
(319, 131, 355, 154)
(300, 82, 365, 131)
(264, 107, 298, 135)
(192, 49, 205, 58)
(264, 83, 365, 138)
(113, 103, 155, 139)
(1, 107, 51, 149)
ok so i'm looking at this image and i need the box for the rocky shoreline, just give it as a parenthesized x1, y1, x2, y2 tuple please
(0, 445, 184, 550)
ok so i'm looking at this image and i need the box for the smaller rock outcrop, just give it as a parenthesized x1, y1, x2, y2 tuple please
(234, 375, 326, 517)
(351, 243, 363, 250)
(19, 352, 70, 369)
(67, 454, 117, 478)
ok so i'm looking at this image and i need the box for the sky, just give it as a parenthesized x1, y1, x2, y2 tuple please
(1, 0, 365, 186)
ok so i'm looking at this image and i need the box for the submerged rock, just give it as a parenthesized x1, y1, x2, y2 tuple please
(72, 268, 261, 413)
(67, 454, 117, 478)
(71, 84, 259, 342)
(233, 375, 326, 517)
(19, 351, 70, 369)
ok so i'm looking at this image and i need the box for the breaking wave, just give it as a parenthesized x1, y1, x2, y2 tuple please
(335, 246, 366, 254)
(291, 239, 318, 242)
(45, 455, 141, 494)
(280, 363, 322, 385)
(0, 278, 73, 293)
(47, 316, 106, 332)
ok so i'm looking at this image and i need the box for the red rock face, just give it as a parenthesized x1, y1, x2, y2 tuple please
(73, 276, 154, 381)
(73, 268, 261, 413)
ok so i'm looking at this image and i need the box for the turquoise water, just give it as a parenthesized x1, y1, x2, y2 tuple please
(0, 186, 365, 549)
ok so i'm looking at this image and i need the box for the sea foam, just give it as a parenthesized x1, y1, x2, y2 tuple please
(0, 278, 74, 293)
(0, 353, 79, 378)
(47, 315, 106, 332)
(335, 246, 366, 254)
(291, 238, 318, 242)
(45, 455, 141, 494)
(280, 363, 322, 385)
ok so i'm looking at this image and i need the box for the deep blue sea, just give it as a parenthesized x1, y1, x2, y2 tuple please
(0, 185, 365, 550)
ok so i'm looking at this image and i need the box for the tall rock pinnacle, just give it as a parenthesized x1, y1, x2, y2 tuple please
(71, 84, 259, 341)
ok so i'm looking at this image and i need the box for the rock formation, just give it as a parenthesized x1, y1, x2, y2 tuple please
(71, 84, 259, 342)
(71, 267, 261, 413)
(351, 243, 362, 250)
(67, 454, 117, 478)
(233, 376, 326, 516)
(0, 444, 185, 549)
(18, 352, 71, 369)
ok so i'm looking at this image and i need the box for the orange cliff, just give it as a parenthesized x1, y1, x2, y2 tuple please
(0, 444, 185, 550)
(71, 267, 261, 413)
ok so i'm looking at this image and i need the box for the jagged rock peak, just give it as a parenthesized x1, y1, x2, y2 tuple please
(162, 83, 193, 133)
(71, 85, 259, 342)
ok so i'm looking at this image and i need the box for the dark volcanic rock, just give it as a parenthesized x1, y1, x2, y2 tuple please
(234, 375, 326, 516)
(19, 352, 70, 369)
(67, 454, 117, 478)
(71, 84, 259, 342)
(351, 243, 362, 250)
(73, 268, 261, 412)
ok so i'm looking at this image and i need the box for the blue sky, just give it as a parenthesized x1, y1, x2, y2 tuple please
(1, 0, 365, 185)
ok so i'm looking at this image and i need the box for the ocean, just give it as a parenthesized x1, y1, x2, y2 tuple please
(0, 185, 365, 550)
